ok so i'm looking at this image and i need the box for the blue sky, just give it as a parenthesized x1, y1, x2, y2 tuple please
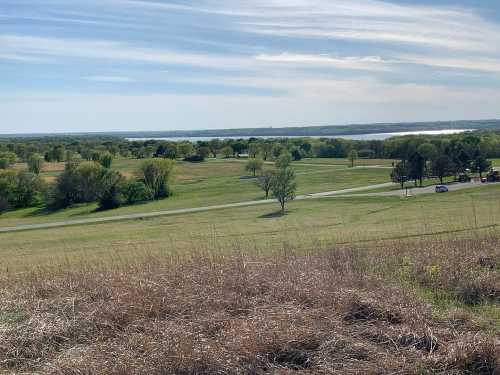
(1, 0, 500, 133)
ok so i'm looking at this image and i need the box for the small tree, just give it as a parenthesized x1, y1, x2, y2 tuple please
(27, 153, 45, 174)
(0, 152, 17, 169)
(271, 168, 297, 214)
(258, 169, 274, 199)
(124, 180, 154, 204)
(248, 143, 259, 158)
(291, 148, 303, 161)
(221, 146, 233, 159)
(432, 155, 455, 184)
(98, 170, 125, 210)
(197, 146, 210, 160)
(140, 158, 175, 199)
(275, 152, 292, 169)
(348, 149, 358, 168)
(208, 139, 221, 158)
(471, 153, 492, 178)
(100, 153, 113, 168)
(391, 161, 408, 189)
(245, 158, 263, 177)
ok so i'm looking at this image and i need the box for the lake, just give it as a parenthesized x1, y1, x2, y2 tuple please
(126, 129, 475, 142)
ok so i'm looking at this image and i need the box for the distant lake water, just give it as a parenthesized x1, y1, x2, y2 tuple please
(127, 129, 475, 142)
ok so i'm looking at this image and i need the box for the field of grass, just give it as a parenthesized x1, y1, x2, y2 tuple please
(0, 158, 391, 227)
(1, 183, 498, 272)
(295, 157, 396, 166)
(0, 229, 498, 373)
(1, 158, 498, 374)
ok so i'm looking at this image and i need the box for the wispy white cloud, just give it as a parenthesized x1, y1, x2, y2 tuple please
(255, 53, 394, 71)
(125, 0, 500, 52)
(83, 76, 137, 83)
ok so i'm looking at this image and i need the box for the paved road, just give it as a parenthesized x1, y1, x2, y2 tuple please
(0, 182, 395, 233)
(0, 181, 488, 234)
(337, 181, 483, 198)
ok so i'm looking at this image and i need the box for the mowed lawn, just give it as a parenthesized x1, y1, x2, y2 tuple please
(0, 183, 498, 272)
(0, 158, 391, 227)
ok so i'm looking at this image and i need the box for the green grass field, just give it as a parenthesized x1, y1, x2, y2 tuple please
(1, 183, 498, 272)
(0, 158, 390, 227)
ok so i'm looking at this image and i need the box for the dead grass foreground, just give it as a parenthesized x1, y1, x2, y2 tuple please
(0, 236, 498, 374)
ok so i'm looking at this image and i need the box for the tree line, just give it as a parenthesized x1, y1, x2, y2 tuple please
(0, 157, 175, 214)
(390, 134, 493, 188)
(1, 131, 499, 168)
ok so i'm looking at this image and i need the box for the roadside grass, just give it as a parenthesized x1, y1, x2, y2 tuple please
(294, 157, 396, 166)
(0, 159, 391, 227)
(0, 184, 498, 273)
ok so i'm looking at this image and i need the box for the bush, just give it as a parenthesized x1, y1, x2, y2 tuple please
(49, 162, 107, 208)
(0, 170, 44, 209)
(184, 155, 205, 163)
(97, 170, 125, 210)
(99, 153, 113, 169)
(140, 159, 175, 199)
(124, 181, 154, 204)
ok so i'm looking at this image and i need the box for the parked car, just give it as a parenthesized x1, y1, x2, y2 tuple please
(435, 185, 449, 193)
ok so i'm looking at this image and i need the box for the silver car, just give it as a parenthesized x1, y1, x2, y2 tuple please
(435, 185, 449, 193)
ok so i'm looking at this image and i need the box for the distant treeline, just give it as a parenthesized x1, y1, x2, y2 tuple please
(2, 119, 500, 139)
(1, 130, 499, 164)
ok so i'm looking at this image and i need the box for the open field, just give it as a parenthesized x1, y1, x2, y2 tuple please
(294, 158, 396, 167)
(1, 183, 498, 272)
(1, 158, 499, 374)
(1, 158, 390, 227)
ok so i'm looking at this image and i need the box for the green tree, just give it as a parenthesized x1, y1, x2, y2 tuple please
(140, 158, 175, 199)
(260, 143, 273, 161)
(290, 147, 303, 161)
(27, 153, 45, 174)
(197, 146, 210, 159)
(471, 153, 492, 178)
(347, 149, 358, 168)
(275, 152, 292, 169)
(258, 169, 274, 199)
(271, 168, 297, 214)
(221, 146, 233, 159)
(208, 139, 221, 158)
(391, 161, 408, 189)
(0, 152, 17, 169)
(432, 155, 454, 184)
(245, 158, 264, 177)
(97, 170, 125, 210)
(248, 143, 259, 158)
(99, 153, 113, 168)
(124, 180, 154, 204)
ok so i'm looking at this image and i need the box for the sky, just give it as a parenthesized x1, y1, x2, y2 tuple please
(1, 0, 500, 134)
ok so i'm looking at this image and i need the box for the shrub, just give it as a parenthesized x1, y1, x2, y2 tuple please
(99, 153, 113, 169)
(124, 181, 154, 204)
(184, 155, 205, 163)
(140, 158, 175, 199)
(97, 170, 125, 210)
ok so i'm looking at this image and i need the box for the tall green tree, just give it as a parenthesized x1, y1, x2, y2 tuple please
(271, 168, 297, 214)
(258, 169, 274, 199)
(432, 155, 455, 184)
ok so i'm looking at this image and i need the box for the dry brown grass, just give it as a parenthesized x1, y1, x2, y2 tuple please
(0, 237, 498, 374)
